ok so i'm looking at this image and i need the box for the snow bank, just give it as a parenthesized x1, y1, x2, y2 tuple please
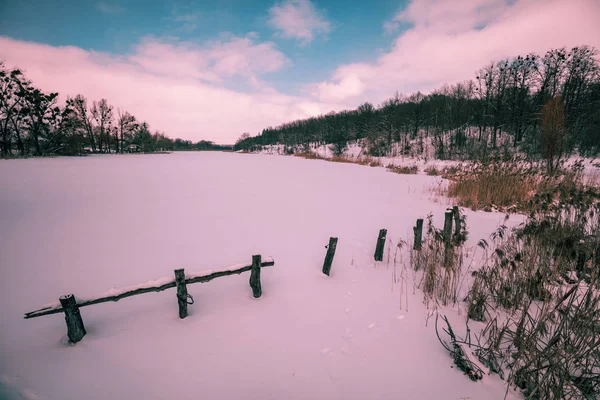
(256, 140, 471, 173)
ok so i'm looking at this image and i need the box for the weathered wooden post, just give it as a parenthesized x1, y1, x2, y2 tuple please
(413, 218, 424, 250)
(443, 210, 454, 246)
(452, 206, 461, 244)
(374, 229, 387, 262)
(443, 210, 454, 267)
(322, 237, 338, 276)
(250, 254, 262, 298)
(174, 269, 188, 319)
(59, 294, 86, 344)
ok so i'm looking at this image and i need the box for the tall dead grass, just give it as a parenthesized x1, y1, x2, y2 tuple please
(446, 162, 538, 211)
(295, 151, 383, 167)
(412, 212, 467, 308)
(445, 159, 600, 213)
(425, 166, 441, 176)
(387, 164, 419, 175)
(460, 198, 600, 399)
(294, 152, 326, 160)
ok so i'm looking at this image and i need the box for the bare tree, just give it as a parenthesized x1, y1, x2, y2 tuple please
(562, 46, 600, 141)
(25, 89, 59, 156)
(475, 62, 496, 144)
(540, 96, 568, 175)
(91, 99, 114, 153)
(0, 64, 32, 156)
(117, 109, 137, 153)
(72, 95, 96, 152)
(507, 54, 537, 145)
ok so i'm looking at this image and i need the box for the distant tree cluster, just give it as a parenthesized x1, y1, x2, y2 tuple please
(0, 61, 229, 157)
(173, 139, 233, 151)
(235, 46, 600, 160)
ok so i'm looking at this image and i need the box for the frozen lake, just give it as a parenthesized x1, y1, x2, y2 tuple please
(0, 152, 518, 399)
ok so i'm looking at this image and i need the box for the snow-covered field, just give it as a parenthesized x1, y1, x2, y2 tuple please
(1, 152, 520, 399)
(255, 140, 600, 177)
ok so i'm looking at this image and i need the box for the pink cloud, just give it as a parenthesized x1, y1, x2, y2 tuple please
(268, 0, 331, 45)
(315, 0, 600, 106)
(391, 0, 507, 34)
(128, 35, 290, 84)
(0, 35, 332, 143)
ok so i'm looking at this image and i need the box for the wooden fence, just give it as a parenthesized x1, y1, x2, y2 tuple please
(321, 207, 462, 274)
(26, 208, 463, 345)
(24, 255, 275, 344)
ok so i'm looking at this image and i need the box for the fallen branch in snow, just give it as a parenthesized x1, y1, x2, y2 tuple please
(436, 315, 484, 382)
(24, 257, 275, 319)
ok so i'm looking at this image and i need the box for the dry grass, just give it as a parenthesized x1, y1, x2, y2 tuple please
(387, 164, 419, 175)
(294, 151, 326, 160)
(443, 159, 600, 213)
(446, 163, 538, 211)
(425, 166, 440, 176)
(330, 155, 354, 163)
(462, 203, 600, 399)
(356, 156, 383, 167)
(440, 165, 463, 177)
(412, 213, 467, 308)
(330, 155, 382, 167)
(295, 151, 383, 167)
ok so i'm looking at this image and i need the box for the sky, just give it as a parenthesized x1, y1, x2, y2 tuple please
(1, 0, 599, 143)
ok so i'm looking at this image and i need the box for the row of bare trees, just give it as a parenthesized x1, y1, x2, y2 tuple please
(235, 46, 600, 160)
(69, 95, 150, 154)
(0, 61, 178, 157)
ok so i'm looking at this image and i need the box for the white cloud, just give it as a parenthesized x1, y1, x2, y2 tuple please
(0, 35, 336, 143)
(128, 34, 291, 85)
(96, 2, 125, 15)
(390, 0, 507, 34)
(316, 0, 600, 106)
(268, 0, 331, 45)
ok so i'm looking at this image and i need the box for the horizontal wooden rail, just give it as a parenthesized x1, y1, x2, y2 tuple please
(24, 258, 274, 319)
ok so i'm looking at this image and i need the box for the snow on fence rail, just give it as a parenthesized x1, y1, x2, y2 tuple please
(24, 255, 275, 344)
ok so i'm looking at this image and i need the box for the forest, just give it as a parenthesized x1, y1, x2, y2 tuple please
(3, 45, 598, 160)
(235, 46, 600, 161)
(0, 61, 229, 157)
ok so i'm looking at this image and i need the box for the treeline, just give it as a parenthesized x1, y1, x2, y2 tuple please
(0, 61, 229, 157)
(235, 46, 600, 159)
(173, 139, 233, 151)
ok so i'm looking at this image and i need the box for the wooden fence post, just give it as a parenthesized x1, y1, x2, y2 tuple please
(374, 229, 387, 262)
(443, 210, 454, 268)
(175, 269, 188, 319)
(453, 206, 461, 243)
(322, 237, 338, 276)
(413, 218, 424, 250)
(443, 210, 454, 246)
(59, 294, 86, 344)
(250, 255, 262, 298)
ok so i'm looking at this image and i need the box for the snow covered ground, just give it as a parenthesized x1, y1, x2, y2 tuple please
(1, 152, 522, 399)
(256, 141, 475, 173)
(255, 140, 600, 177)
